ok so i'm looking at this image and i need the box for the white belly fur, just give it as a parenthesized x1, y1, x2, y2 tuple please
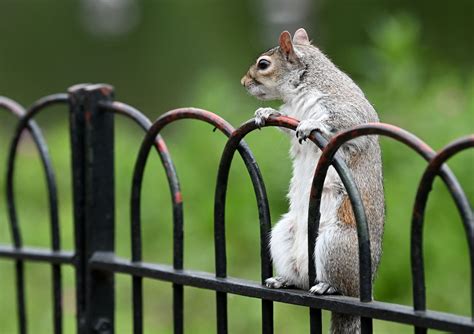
(269, 139, 343, 289)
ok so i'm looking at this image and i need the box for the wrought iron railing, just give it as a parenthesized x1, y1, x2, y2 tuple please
(0, 83, 472, 333)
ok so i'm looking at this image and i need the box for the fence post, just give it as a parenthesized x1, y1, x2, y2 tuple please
(69, 84, 116, 333)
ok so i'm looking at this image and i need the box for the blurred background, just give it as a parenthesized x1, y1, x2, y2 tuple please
(0, 0, 473, 333)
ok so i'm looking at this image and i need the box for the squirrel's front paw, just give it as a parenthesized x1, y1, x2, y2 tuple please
(254, 107, 281, 128)
(265, 276, 289, 289)
(295, 119, 331, 144)
(309, 282, 338, 295)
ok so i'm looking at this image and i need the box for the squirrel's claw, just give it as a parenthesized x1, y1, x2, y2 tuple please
(254, 107, 280, 129)
(295, 119, 331, 145)
(254, 117, 265, 129)
(296, 129, 309, 143)
(297, 136, 306, 144)
(309, 282, 338, 295)
(295, 120, 316, 144)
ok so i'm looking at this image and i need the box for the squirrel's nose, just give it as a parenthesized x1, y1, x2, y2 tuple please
(241, 74, 251, 87)
(240, 75, 247, 87)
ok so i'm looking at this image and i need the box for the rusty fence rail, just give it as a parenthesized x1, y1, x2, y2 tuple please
(0, 83, 472, 334)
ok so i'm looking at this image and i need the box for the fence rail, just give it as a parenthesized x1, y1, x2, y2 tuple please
(0, 83, 472, 334)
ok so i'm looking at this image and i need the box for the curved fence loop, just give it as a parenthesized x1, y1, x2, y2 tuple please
(0, 97, 29, 334)
(130, 108, 246, 261)
(99, 100, 183, 265)
(215, 114, 367, 333)
(130, 108, 272, 334)
(309, 130, 373, 303)
(6, 93, 68, 248)
(1, 94, 68, 334)
(411, 135, 474, 320)
(325, 123, 471, 232)
(316, 123, 472, 328)
(319, 123, 471, 233)
(0, 97, 27, 118)
(100, 101, 186, 334)
(1, 97, 27, 247)
(215, 114, 365, 279)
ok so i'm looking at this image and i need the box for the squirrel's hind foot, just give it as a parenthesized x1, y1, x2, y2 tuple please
(264, 276, 290, 289)
(309, 282, 338, 295)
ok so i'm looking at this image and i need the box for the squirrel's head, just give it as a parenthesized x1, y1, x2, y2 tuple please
(241, 28, 312, 101)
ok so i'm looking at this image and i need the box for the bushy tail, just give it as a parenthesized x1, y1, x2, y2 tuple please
(330, 313, 360, 334)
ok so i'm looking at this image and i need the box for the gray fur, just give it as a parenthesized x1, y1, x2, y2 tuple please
(242, 29, 385, 334)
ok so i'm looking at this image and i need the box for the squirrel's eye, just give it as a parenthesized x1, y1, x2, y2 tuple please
(257, 58, 271, 71)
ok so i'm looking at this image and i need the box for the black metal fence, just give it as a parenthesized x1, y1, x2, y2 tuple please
(0, 83, 472, 334)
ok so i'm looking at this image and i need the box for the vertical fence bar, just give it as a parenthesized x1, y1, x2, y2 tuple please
(173, 199, 184, 334)
(69, 84, 89, 333)
(131, 157, 143, 334)
(308, 192, 322, 334)
(15, 261, 26, 334)
(214, 177, 228, 334)
(84, 84, 116, 333)
(69, 84, 116, 333)
(52, 264, 62, 334)
(309, 309, 322, 334)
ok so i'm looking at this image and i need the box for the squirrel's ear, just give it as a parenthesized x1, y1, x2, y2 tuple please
(293, 28, 310, 45)
(279, 30, 297, 60)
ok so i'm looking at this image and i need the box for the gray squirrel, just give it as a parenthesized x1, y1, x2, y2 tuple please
(241, 28, 385, 333)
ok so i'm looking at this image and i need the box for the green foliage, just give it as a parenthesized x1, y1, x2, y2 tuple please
(0, 12, 472, 334)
